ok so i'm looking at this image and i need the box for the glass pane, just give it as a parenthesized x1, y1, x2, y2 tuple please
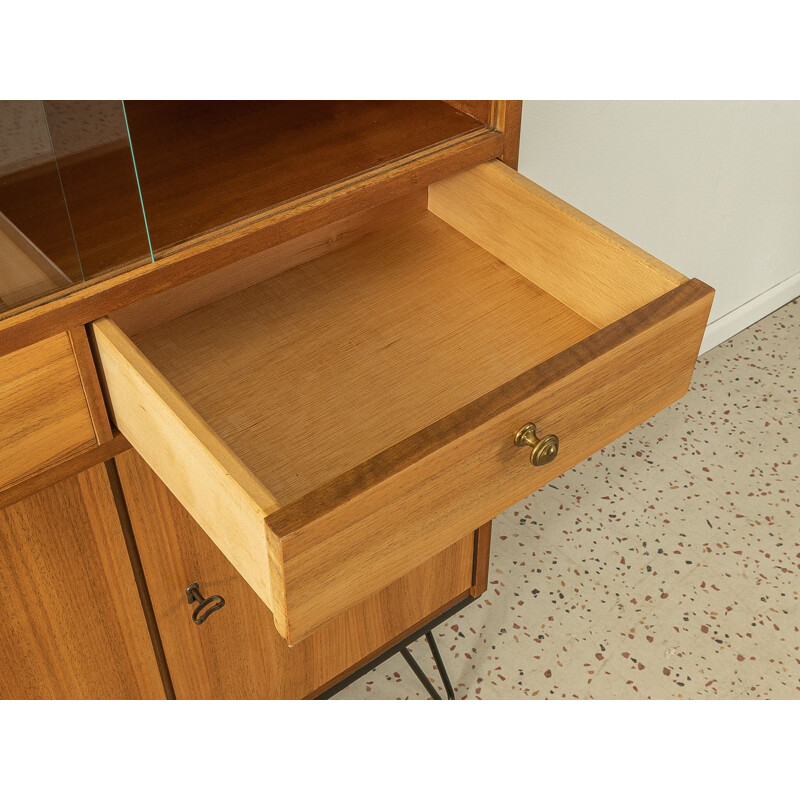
(121, 101, 484, 259)
(1, 101, 485, 310)
(0, 100, 77, 311)
(41, 101, 152, 278)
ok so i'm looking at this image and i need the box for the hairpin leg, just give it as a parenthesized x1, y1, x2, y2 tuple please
(425, 631, 455, 700)
(400, 646, 443, 700)
(398, 630, 456, 700)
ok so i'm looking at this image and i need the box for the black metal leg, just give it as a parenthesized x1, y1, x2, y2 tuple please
(397, 630, 457, 700)
(425, 631, 455, 700)
(400, 646, 443, 700)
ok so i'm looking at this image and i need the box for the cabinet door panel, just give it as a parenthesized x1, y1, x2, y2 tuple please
(0, 463, 165, 699)
(115, 449, 474, 699)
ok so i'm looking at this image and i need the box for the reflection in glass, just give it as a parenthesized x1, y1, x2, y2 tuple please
(0, 100, 77, 310)
(1, 100, 483, 311)
(41, 101, 152, 277)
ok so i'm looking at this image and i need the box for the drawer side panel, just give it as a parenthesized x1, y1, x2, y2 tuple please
(90, 318, 288, 635)
(429, 160, 685, 328)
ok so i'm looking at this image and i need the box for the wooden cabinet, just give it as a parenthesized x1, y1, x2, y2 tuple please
(92, 160, 713, 645)
(115, 449, 476, 699)
(0, 101, 714, 698)
(0, 462, 164, 699)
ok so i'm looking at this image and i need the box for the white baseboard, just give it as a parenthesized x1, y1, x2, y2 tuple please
(700, 271, 800, 354)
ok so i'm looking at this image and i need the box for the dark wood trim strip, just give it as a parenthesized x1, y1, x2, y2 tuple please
(0, 129, 503, 358)
(0, 433, 130, 509)
(445, 101, 522, 168)
(105, 458, 176, 700)
(268, 279, 714, 536)
(493, 101, 523, 169)
(470, 521, 493, 598)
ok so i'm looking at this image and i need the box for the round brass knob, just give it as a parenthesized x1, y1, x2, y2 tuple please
(514, 422, 559, 467)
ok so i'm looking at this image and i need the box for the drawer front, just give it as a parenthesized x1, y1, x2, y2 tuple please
(268, 280, 713, 641)
(0, 332, 99, 490)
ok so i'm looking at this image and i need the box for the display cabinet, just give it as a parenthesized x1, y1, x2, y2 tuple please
(0, 101, 713, 698)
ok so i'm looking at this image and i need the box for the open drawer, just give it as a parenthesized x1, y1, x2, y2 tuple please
(91, 160, 713, 644)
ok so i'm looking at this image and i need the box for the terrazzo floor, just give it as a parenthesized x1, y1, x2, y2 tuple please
(335, 298, 800, 699)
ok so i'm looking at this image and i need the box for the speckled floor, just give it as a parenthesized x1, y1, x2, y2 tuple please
(335, 298, 800, 699)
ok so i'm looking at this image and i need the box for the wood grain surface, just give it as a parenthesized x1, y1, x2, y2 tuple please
(115, 449, 474, 699)
(68, 325, 113, 443)
(125, 101, 483, 256)
(0, 432, 129, 510)
(429, 160, 685, 326)
(0, 332, 98, 490)
(90, 317, 288, 633)
(268, 280, 713, 641)
(0, 462, 165, 699)
(131, 211, 596, 505)
(112, 190, 428, 335)
(91, 157, 712, 643)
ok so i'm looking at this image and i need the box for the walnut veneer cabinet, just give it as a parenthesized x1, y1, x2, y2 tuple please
(0, 101, 713, 699)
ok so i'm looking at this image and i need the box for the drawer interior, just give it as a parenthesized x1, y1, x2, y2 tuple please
(115, 161, 686, 507)
(128, 209, 597, 505)
(96, 159, 702, 642)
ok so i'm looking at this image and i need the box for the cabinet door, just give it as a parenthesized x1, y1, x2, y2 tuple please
(0, 462, 165, 699)
(115, 449, 475, 699)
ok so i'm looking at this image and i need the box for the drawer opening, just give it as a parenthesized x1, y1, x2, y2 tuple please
(122, 207, 598, 507)
(93, 159, 711, 643)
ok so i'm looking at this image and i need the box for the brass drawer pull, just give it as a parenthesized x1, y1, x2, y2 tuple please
(186, 582, 226, 625)
(514, 423, 559, 467)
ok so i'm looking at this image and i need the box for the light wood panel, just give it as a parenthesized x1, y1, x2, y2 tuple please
(130, 211, 597, 504)
(115, 448, 474, 700)
(0, 462, 165, 699)
(429, 160, 685, 327)
(90, 317, 288, 634)
(267, 280, 713, 641)
(111, 190, 428, 336)
(0, 332, 98, 490)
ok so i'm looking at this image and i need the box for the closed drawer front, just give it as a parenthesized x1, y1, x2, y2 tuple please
(0, 332, 100, 490)
(91, 160, 714, 644)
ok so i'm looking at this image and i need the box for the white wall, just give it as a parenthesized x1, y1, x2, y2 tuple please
(518, 101, 800, 352)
